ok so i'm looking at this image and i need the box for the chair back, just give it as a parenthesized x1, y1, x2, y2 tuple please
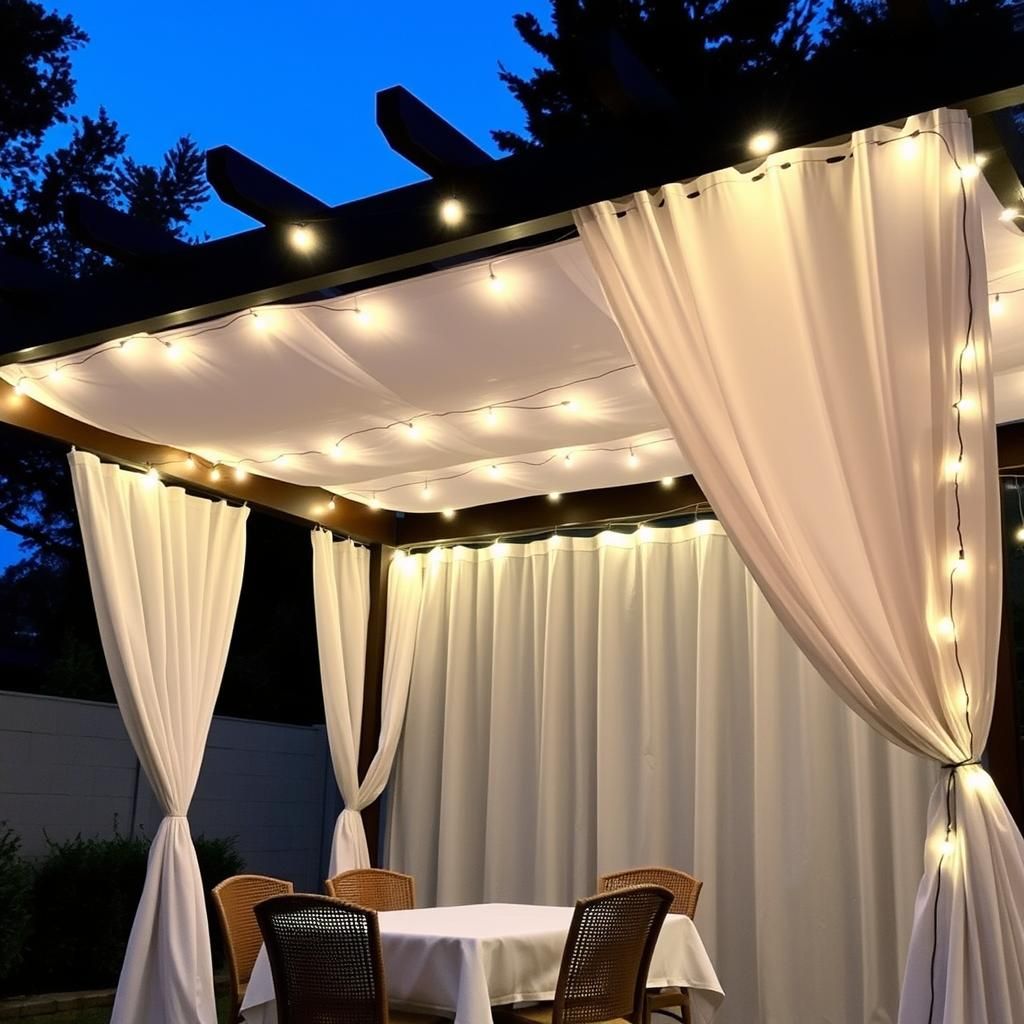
(552, 884, 673, 1024)
(598, 866, 703, 918)
(255, 894, 389, 1024)
(211, 874, 294, 1021)
(325, 868, 416, 912)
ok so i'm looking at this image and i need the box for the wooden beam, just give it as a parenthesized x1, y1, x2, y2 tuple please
(64, 194, 189, 262)
(206, 146, 333, 225)
(0, 383, 397, 545)
(975, 111, 1024, 219)
(4, 41, 1024, 361)
(376, 86, 493, 179)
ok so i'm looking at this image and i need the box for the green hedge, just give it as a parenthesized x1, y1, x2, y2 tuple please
(0, 823, 243, 995)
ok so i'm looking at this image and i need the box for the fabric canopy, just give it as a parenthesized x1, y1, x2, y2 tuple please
(387, 524, 933, 1023)
(312, 530, 422, 874)
(68, 450, 248, 1024)
(576, 108, 1024, 1023)
(4, 164, 1024, 513)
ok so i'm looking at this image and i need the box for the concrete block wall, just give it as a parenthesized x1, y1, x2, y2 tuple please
(0, 689, 340, 891)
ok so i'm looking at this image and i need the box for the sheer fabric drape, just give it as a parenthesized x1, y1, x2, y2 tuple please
(575, 108, 1024, 1021)
(68, 451, 247, 1024)
(312, 533, 421, 872)
(386, 527, 934, 1023)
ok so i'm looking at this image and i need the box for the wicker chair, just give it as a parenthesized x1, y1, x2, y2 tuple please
(254, 894, 437, 1024)
(597, 868, 704, 1024)
(325, 868, 416, 912)
(494, 884, 673, 1024)
(211, 873, 294, 1023)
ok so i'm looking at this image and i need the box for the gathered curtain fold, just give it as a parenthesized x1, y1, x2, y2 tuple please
(68, 450, 248, 1024)
(575, 107, 1024, 1022)
(311, 533, 422, 874)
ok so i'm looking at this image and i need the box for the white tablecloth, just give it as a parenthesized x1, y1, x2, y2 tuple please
(241, 902, 723, 1024)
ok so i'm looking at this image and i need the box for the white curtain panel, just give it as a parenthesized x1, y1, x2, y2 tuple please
(575, 108, 1024, 1022)
(313, 531, 421, 873)
(386, 527, 934, 1023)
(67, 450, 247, 1024)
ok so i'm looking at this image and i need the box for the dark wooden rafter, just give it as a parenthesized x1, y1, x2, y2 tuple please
(206, 146, 333, 225)
(974, 109, 1024, 213)
(4, 39, 1024, 362)
(64, 194, 189, 263)
(376, 86, 494, 179)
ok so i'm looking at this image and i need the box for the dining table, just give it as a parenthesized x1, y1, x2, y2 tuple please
(240, 901, 724, 1024)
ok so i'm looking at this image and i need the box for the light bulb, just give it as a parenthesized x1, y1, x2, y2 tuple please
(991, 295, 1004, 317)
(488, 270, 505, 293)
(1016, 525, 1024, 543)
(956, 396, 975, 413)
(627, 449, 639, 470)
(959, 163, 981, 181)
(234, 466, 248, 482)
(489, 464, 501, 478)
(1000, 207, 1020, 223)
(442, 508, 455, 520)
(547, 492, 562, 503)
(407, 422, 421, 440)
(209, 466, 222, 482)
(48, 366, 62, 381)
(118, 337, 138, 354)
(369, 495, 381, 510)
(327, 497, 336, 510)
(899, 136, 918, 160)
(953, 555, 967, 577)
(440, 198, 464, 225)
(290, 224, 315, 252)
(13, 378, 27, 395)
(975, 152, 989, 168)
(961, 343, 975, 365)
(561, 399, 579, 413)
(354, 306, 370, 326)
(936, 617, 955, 638)
(251, 311, 269, 331)
(564, 453, 573, 468)
(421, 482, 432, 500)
(143, 467, 159, 488)
(660, 476, 675, 489)
(164, 341, 183, 361)
(184, 455, 196, 470)
(275, 454, 289, 467)
(492, 541, 507, 557)
(485, 407, 498, 427)
(637, 525, 653, 542)
(946, 457, 963, 479)
(748, 130, 778, 156)
(940, 837, 955, 857)
(329, 443, 344, 460)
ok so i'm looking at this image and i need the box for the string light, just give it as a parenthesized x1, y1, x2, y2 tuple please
(637, 524, 653, 542)
(956, 396, 974, 413)
(549, 533, 561, 547)
(289, 224, 315, 252)
(442, 508, 455, 520)
(627, 448, 639, 469)
(440, 198, 464, 225)
(13, 378, 26, 396)
(327, 497, 337, 511)
(488, 267, 505, 293)
(492, 541, 507, 557)
(661, 476, 675, 489)
(899, 135, 918, 160)
(952, 554, 967, 577)
(991, 294, 1003, 316)
(119, 337, 139, 354)
(561, 399, 580, 413)
(184, 454, 196, 470)
(1016, 525, 1024, 543)
(959, 162, 981, 181)
(935, 616, 955, 638)
(1000, 207, 1020, 223)
(234, 465, 248, 482)
(330, 443, 344, 460)
(548, 492, 562, 503)
(421, 481, 432, 500)
(208, 465, 221, 482)
(251, 310, 269, 331)
(563, 453, 573, 468)
(748, 130, 778, 156)
(369, 494, 381, 510)
(48, 366, 61, 381)
(164, 341, 183, 361)
(406, 422, 421, 440)
(489, 464, 501, 478)
(354, 303, 370, 326)
(939, 837, 955, 857)
(485, 407, 498, 427)
(696, 519, 714, 535)
(275, 454, 289, 467)
(143, 467, 159, 488)
(946, 456, 964, 480)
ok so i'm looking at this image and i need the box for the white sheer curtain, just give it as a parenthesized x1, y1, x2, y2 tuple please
(386, 526, 934, 1023)
(313, 533, 421, 874)
(575, 108, 1024, 1022)
(68, 450, 247, 1024)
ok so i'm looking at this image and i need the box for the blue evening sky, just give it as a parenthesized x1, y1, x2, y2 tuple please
(1, 1, 550, 570)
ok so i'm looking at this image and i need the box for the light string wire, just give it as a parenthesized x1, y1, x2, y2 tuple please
(400, 499, 716, 554)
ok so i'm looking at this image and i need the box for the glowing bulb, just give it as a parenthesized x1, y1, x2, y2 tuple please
(1016, 525, 1024, 543)
(939, 837, 955, 857)
(290, 224, 315, 252)
(48, 366, 62, 381)
(440, 198, 464, 225)
(627, 449, 639, 470)
(421, 482, 432, 500)
(548, 492, 562, 503)
(1000, 207, 1020, 223)
(184, 454, 196, 471)
(661, 476, 675, 489)
(489, 464, 501, 478)
(956, 396, 975, 413)
(407, 422, 421, 440)
(492, 541, 507, 558)
(899, 136, 918, 160)
(251, 311, 269, 331)
(953, 555, 967, 577)
(13, 378, 27, 395)
(143, 467, 159, 488)
(275, 454, 289, 467)
(209, 466, 222, 482)
(959, 163, 981, 181)
(327, 497, 336, 510)
(935, 617, 955, 638)
(748, 130, 778, 156)
(991, 294, 1004, 317)
(118, 337, 138, 354)
(164, 341, 183, 361)
(329, 443, 344, 460)
(234, 466, 248, 482)
(549, 533, 561, 547)
(946, 456, 964, 479)
(975, 152, 989, 168)
(485, 407, 498, 427)
(637, 525, 653, 542)
(961, 343, 975, 365)
(564, 453, 573, 468)
(354, 306, 370, 326)
(369, 495, 381, 510)
(561, 399, 579, 413)
(441, 508, 455, 520)
(488, 269, 505, 293)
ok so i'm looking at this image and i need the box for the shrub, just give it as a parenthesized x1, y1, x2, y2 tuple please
(0, 823, 31, 990)
(17, 824, 243, 993)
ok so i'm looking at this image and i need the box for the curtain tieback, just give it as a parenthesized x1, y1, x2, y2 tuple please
(163, 814, 189, 820)
(940, 758, 982, 771)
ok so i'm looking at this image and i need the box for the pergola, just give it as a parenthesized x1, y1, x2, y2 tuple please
(3, 20, 1024, 1024)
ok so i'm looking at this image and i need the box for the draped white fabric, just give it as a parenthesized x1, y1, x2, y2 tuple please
(312, 532, 371, 872)
(313, 532, 421, 873)
(386, 526, 935, 1024)
(68, 450, 247, 1024)
(575, 108, 1024, 1022)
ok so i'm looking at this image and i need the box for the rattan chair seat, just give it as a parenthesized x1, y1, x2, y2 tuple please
(494, 1006, 630, 1024)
